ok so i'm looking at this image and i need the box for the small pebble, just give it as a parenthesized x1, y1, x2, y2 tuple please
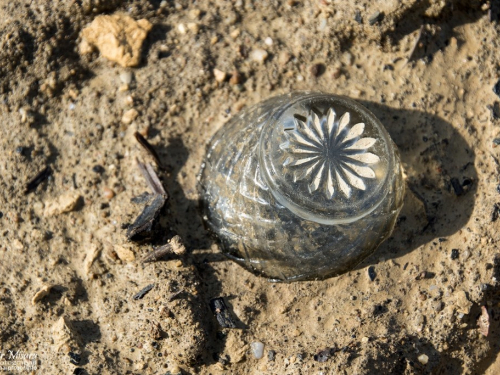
(418, 354, 429, 365)
(310, 63, 324, 77)
(188, 9, 201, 19)
(177, 23, 187, 34)
(493, 79, 500, 98)
(122, 108, 139, 124)
(368, 266, 376, 281)
(264, 37, 273, 46)
(92, 165, 105, 174)
(361, 336, 369, 343)
(250, 49, 268, 63)
(187, 22, 200, 34)
(251, 342, 264, 359)
(120, 71, 133, 84)
(213, 69, 227, 82)
(268, 350, 276, 361)
(229, 70, 243, 85)
(103, 187, 115, 200)
(368, 11, 383, 25)
(451, 249, 459, 260)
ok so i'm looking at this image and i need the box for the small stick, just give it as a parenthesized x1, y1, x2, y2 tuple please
(134, 132, 164, 169)
(136, 159, 167, 197)
(167, 290, 183, 302)
(133, 283, 155, 300)
(407, 25, 424, 63)
(142, 243, 174, 263)
(25, 166, 52, 194)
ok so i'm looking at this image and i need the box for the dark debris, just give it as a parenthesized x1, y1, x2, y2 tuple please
(313, 347, 336, 362)
(68, 352, 81, 365)
(25, 166, 52, 194)
(134, 132, 164, 169)
(368, 266, 376, 281)
(491, 203, 500, 222)
(209, 297, 237, 328)
(126, 161, 167, 241)
(494, 79, 500, 98)
(133, 283, 155, 300)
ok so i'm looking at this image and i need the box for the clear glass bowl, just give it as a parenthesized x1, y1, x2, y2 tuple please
(199, 92, 405, 281)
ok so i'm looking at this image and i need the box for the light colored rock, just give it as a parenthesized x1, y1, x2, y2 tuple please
(251, 342, 264, 359)
(455, 290, 472, 314)
(177, 23, 187, 34)
(32, 284, 54, 305)
(80, 14, 152, 67)
(418, 354, 429, 365)
(187, 23, 200, 34)
(213, 68, 227, 82)
(84, 244, 101, 275)
(44, 192, 81, 216)
(170, 235, 186, 255)
(225, 330, 247, 363)
(114, 244, 136, 262)
(250, 49, 268, 63)
(52, 316, 81, 352)
(119, 71, 133, 84)
(122, 108, 139, 124)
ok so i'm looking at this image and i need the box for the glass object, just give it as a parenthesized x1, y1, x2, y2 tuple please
(199, 92, 404, 281)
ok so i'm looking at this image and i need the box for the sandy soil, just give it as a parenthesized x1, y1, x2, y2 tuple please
(1, 0, 500, 374)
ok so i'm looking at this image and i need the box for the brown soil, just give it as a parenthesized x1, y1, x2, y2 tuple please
(1, 0, 500, 374)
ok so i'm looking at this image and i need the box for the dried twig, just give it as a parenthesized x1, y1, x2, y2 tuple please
(407, 25, 424, 62)
(126, 161, 167, 240)
(25, 166, 52, 194)
(133, 283, 155, 300)
(134, 132, 164, 169)
(136, 159, 167, 197)
(142, 243, 174, 263)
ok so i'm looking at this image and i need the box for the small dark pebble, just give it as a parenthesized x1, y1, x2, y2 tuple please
(68, 352, 81, 365)
(0, 212, 3, 219)
(451, 249, 459, 260)
(15, 146, 24, 155)
(493, 79, 500, 98)
(487, 102, 500, 120)
(491, 203, 500, 222)
(152, 341, 160, 349)
(368, 266, 376, 281)
(92, 165, 105, 174)
(310, 63, 325, 77)
(497, 184, 500, 194)
(133, 283, 155, 300)
(383, 64, 394, 71)
(73, 369, 85, 375)
(268, 350, 276, 361)
(493, 138, 500, 146)
(450, 177, 464, 196)
(354, 10, 363, 23)
(297, 352, 306, 361)
(314, 347, 336, 362)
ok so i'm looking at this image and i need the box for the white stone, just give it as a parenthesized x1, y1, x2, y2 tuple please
(251, 341, 264, 359)
(418, 354, 429, 365)
(250, 49, 268, 63)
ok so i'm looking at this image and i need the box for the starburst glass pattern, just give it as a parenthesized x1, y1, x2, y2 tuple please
(281, 108, 380, 199)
